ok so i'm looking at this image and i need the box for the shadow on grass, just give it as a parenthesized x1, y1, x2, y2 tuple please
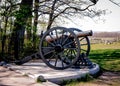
(62, 49, 120, 86)
(89, 49, 120, 72)
(90, 49, 120, 59)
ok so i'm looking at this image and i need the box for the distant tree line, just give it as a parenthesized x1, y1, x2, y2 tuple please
(93, 32, 120, 38)
(91, 31, 120, 44)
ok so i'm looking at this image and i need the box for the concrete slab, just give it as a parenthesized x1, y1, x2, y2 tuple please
(0, 66, 58, 86)
(7, 60, 100, 84)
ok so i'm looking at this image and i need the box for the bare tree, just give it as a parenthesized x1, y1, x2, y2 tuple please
(109, 0, 120, 7)
(37, 0, 99, 30)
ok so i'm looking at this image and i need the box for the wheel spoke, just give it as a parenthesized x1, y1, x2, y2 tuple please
(79, 37, 85, 41)
(54, 55, 59, 66)
(45, 39, 55, 46)
(81, 49, 87, 52)
(42, 47, 54, 49)
(48, 34, 57, 45)
(43, 50, 55, 56)
(60, 51, 71, 65)
(64, 48, 78, 57)
(64, 49, 76, 61)
(65, 49, 71, 56)
(70, 50, 72, 57)
(62, 34, 72, 45)
(48, 53, 56, 62)
(80, 43, 87, 46)
(62, 60, 64, 67)
(60, 30, 65, 44)
(60, 56, 65, 68)
(55, 29, 59, 43)
(72, 50, 77, 57)
(64, 56, 71, 64)
(63, 40, 75, 46)
(64, 47, 78, 50)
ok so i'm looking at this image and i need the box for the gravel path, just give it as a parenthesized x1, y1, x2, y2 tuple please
(95, 71, 120, 86)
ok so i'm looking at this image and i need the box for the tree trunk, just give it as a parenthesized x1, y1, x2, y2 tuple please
(33, 0, 39, 49)
(1, 16, 8, 60)
(9, 0, 33, 60)
(47, 0, 57, 30)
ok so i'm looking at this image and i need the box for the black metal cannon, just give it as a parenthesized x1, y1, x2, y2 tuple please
(3, 26, 93, 70)
(39, 27, 93, 70)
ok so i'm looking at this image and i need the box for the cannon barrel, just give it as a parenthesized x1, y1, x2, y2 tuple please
(45, 30, 93, 42)
(75, 30, 93, 37)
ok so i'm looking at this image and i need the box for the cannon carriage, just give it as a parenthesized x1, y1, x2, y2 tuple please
(39, 27, 93, 70)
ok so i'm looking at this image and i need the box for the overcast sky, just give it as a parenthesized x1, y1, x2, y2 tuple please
(64, 0, 120, 32)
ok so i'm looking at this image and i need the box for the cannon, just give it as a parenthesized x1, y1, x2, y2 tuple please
(39, 27, 93, 70)
(6, 26, 93, 70)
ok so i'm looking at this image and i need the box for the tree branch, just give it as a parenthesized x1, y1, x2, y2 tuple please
(109, 0, 120, 7)
(53, 3, 95, 20)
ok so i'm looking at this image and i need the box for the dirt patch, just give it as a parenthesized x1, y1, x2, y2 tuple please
(69, 71, 120, 86)
(92, 71, 120, 86)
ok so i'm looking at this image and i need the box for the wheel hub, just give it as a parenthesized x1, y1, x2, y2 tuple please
(54, 44, 64, 53)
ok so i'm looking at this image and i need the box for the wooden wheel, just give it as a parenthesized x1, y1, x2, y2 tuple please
(39, 27, 80, 70)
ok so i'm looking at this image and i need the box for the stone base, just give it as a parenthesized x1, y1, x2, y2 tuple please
(7, 61, 100, 84)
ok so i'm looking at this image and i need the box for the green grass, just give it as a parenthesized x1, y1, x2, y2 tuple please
(66, 42, 120, 86)
(65, 49, 120, 86)
(89, 41, 120, 71)
(90, 49, 120, 71)
(62, 74, 94, 86)
(91, 41, 120, 50)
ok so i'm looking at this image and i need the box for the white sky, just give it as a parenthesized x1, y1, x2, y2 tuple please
(63, 0, 120, 32)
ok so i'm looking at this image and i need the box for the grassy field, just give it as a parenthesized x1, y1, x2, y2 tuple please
(90, 41, 120, 71)
(65, 41, 120, 86)
(90, 49, 120, 71)
(91, 41, 120, 50)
